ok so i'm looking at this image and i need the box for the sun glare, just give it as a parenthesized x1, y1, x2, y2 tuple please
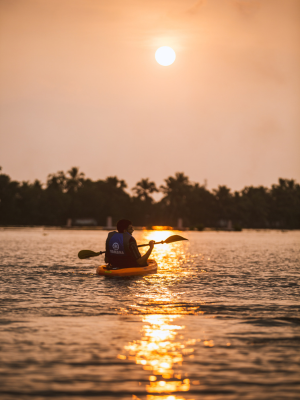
(155, 46, 176, 66)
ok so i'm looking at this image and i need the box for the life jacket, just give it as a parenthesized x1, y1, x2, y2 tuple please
(105, 231, 139, 268)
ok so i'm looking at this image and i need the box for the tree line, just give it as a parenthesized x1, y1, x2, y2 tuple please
(0, 167, 299, 229)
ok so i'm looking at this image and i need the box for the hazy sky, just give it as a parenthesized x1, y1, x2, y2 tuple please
(0, 0, 299, 192)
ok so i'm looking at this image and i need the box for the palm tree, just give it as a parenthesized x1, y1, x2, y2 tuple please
(132, 178, 158, 202)
(46, 170, 67, 192)
(213, 185, 233, 223)
(159, 172, 191, 225)
(160, 172, 190, 202)
(105, 176, 127, 190)
(270, 179, 300, 228)
(66, 167, 85, 193)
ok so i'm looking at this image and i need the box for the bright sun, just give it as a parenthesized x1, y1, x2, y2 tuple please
(155, 46, 176, 66)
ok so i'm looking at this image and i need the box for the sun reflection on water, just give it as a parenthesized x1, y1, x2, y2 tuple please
(122, 230, 206, 316)
(118, 230, 204, 398)
(141, 230, 191, 278)
(121, 314, 197, 400)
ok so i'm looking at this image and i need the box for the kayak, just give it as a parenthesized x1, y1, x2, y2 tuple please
(96, 259, 157, 277)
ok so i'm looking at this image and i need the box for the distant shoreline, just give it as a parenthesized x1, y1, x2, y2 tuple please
(0, 225, 297, 232)
(1, 169, 299, 230)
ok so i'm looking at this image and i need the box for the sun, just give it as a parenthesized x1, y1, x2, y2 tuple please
(155, 46, 176, 66)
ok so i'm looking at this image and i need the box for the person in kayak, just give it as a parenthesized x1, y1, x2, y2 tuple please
(105, 219, 155, 269)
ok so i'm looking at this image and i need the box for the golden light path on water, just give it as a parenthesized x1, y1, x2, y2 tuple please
(118, 230, 210, 399)
(143, 229, 207, 283)
(120, 315, 202, 400)
(123, 229, 207, 315)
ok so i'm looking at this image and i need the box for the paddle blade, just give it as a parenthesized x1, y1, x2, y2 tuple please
(164, 235, 188, 244)
(78, 250, 100, 259)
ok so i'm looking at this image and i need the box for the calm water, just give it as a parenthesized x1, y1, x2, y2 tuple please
(0, 228, 299, 400)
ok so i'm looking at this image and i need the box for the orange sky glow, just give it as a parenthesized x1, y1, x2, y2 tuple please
(0, 0, 299, 191)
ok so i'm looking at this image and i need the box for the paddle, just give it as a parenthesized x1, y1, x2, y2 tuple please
(78, 234, 188, 259)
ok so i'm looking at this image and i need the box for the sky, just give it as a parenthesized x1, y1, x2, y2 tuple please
(0, 0, 299, 193)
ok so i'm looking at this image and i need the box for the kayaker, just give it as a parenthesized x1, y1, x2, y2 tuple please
(105, 219, 155, 269)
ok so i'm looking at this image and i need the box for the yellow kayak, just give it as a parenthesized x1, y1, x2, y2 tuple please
(96, 259, 157, 277)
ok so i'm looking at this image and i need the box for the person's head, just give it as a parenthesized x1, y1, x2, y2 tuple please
(117, 219, 133, 234)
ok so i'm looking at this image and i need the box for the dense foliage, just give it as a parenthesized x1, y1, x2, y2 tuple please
(0, 167, 299, 229)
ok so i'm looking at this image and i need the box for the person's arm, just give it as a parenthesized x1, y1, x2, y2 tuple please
(136, 241, 155, 266)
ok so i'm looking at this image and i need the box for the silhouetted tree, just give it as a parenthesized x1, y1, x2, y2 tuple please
(47, 171, 67, 192)
(213, 185, 233, 224)
(269, 179, 300, 228)
(0, 168, 299, 229)
(238, 186, 270, 228)
(186, 183, 216, 227)
(133, 178, 158, 202)
(131, 179, 158, 226)
(159, 172, 192, 226)
(66, 167, 85, 193)
(0, 172, 21, 224)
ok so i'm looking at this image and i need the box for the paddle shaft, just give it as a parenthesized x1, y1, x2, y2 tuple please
(78, 235, 187, 259)
(137, 240, 164, 248)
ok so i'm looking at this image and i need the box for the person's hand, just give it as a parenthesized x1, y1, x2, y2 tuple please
(149, 240, 155, 250)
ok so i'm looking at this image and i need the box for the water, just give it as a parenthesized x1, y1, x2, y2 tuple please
(0, 228, 299, 400)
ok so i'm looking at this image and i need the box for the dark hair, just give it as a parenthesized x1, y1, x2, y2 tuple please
(117, 219, 132, 233)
